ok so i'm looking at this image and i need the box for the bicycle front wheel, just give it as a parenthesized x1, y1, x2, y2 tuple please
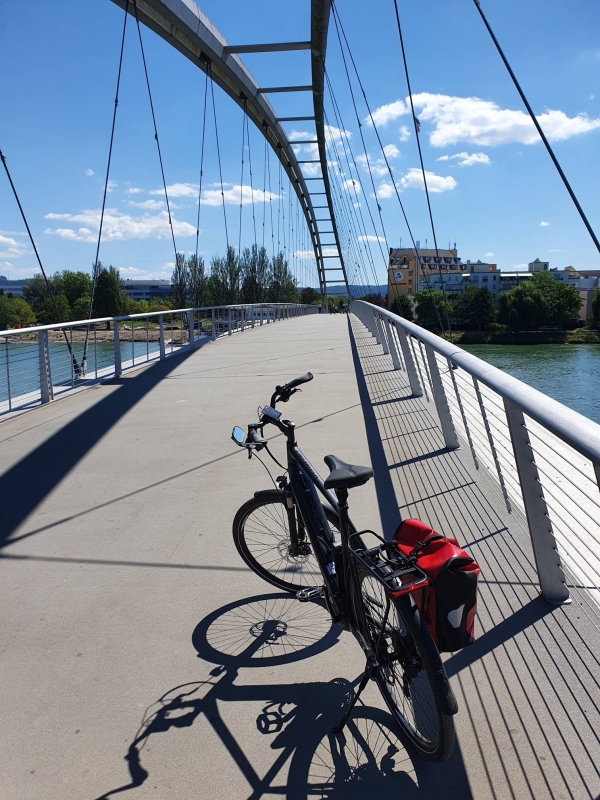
(232, 491, 339, 593)
(356, 567, 455, 761)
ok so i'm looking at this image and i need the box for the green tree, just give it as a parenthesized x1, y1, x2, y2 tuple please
(300, 286, 319, 305)
(498, 284, 547, 331)
(529, 270, 581, 325)
(38, 293, 71, 325)
(592, 286, 600, 327)
(359, 293, 386, 308)
(389, 294, 414, 321)
(56, 270, 93, 308)
(11, 296, 36, 325)
(187, 254, 208, 308)
(240, 245, 269, 304)
(23, 273, 53, 313)
(414, 290, 451, 329)
(0, 295, 20, 327)
(268, 252, 299, 303)
(452, 285, 496, 332)
(71, 295, 92, 321)
(171, 252, 189, 309)
(93, 267, 124, 328)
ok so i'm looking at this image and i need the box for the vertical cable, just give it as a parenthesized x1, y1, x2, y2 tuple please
(210, 65, 229, 249)
(195, 68, 209, 262)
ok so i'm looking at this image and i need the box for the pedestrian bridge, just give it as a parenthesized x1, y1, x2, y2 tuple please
(1, 304, 599, 799)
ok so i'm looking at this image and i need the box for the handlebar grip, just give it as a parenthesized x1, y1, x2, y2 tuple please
(248, 429, 267, 447)
(286, 372, 313, 390)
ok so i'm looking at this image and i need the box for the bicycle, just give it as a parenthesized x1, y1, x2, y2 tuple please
(231, 372, 458, 761)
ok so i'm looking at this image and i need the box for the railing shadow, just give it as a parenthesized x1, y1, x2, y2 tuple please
(95, 592, 473, 799)
(0, 349, 196, 548)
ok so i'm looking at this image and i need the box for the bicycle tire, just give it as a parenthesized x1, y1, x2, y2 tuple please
(232, 491, 340, 593)
(355, 565, 455, 762)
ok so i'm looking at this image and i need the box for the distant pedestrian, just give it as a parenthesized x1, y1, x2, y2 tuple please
(318, 303, 322, 314)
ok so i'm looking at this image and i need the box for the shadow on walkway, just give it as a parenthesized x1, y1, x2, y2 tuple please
(95, 593, 473, 799)
(0, 351, 195, 548)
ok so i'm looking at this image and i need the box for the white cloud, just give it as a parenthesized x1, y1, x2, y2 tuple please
(540, 221, 551, 227)
(128, 199, 165, 210)
(294, 249, 316, 260)
(374, 181, 395, 199)
(150, 182, 198, 198)
(353, 202, 362, 208)
(85, 169, 94, 176)
(509, 263, 528, 271)
(399, 125, 411, 142)
(550, 248, 565, 252)
(0, 234, 28, 259)
(200, 185, 279, 206)
(359, 235, 385, 243)
(120, 265, 174, 279)
(367, 99, 409, 127)
(369, 92, 600, 147)
(591, 95, 595, 100)
(412, 92, 600, 147)
(324, 124, 351, 143)
(356, 145, 399, 178)
(107, 180, 117, 193)
(484, 252, 495, 257)
(126, 187, 143, 195)
(437, 151, 491, 167)
(342, 178, 361, 194)
(400, 168, 457, 193)
(44, 208, 196, 241)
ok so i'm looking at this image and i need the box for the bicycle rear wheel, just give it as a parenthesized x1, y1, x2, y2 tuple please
(232, 491, 339, 593)
(356, 567, 455, 762)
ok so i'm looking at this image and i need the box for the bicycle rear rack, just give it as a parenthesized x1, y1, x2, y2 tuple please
(349, 531, 429, 598)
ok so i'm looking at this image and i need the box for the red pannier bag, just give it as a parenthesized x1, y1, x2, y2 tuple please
(393, 519, 480, 653)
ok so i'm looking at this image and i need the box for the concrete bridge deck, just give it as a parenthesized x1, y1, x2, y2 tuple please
(1, 313, 599, 799)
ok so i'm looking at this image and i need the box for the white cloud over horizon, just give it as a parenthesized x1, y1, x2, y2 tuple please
(437, 152, 491, 167)
(359, 235, 386, 243)
(0, 233, 28, 259)
(367, 92, 600, 147)
(200, 185, 279, 206)
(540, 221, 551, 226)
(44, 208, 197, 242)
(400, 168, 457, 193)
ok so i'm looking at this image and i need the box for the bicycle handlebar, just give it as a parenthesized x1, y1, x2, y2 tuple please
(270, 372, 313, 407)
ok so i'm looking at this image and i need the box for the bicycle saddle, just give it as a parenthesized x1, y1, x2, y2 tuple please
(323, 455, 374, 490)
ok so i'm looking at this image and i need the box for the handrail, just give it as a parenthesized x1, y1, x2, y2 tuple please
(0, 303, 316, 419)
(355, 301, 600, 466)
(352, 299, 600, 607)
(0, 303, 307, 338)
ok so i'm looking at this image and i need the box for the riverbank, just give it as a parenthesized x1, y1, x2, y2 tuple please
(447, 329, 600, 345)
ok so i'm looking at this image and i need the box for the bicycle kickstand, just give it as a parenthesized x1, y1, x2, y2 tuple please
(331, 660, 374, 735)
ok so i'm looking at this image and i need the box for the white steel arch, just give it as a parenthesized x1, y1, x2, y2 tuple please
(110, 0, 349, 300)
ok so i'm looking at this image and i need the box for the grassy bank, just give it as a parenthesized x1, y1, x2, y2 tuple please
(446, 329, 600, 345)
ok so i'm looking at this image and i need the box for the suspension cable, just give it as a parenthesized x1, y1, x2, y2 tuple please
(473, 0, 600, 255)
(333, 1, 446, 331)
(262, 127, 268, 251)
(238, 97, 246, 255)
(132, 0, 178, 261)
(267, 142, 275, 261)
(392, 0, 453, 337)
(209, 64, 229, 249)
(83, 0, 130, 371)
(0, 149, 80, 371)
(195, 68, 209, 262)
(245, 113, 257, 248)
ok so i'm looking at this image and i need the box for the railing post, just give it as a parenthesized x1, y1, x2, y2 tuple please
(383, 317, 401, 369)
(425, 343, 459, 449)
(251, 307, 255, 329)
(241, 307, 246, 332)
(369, 309, 381, 344)
(188, 311, 195, 348)
(377, 313, 389, 355)
(211, 308, 216, 340)
(38, 330, 54, 404)
(159, 315, 166, 360)
(228, 308, 232, 336)
(504, 399, 570, 604)
(114, 320, 122, 378)
(396, 324, 422, 398)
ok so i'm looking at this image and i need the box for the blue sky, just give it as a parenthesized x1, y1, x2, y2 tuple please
(1, 0, 599, 287)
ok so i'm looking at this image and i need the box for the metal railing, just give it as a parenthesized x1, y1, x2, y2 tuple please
(352, 300, 600, 607)
(0, 303, 316, 419)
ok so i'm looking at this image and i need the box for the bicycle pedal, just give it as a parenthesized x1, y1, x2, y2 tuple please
(296, 586, 324, 602)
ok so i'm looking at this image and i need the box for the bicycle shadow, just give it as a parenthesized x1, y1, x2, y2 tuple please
(95, 593, 473, 799)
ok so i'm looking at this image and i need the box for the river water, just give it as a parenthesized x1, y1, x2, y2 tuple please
(462, 344, 600, 425)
